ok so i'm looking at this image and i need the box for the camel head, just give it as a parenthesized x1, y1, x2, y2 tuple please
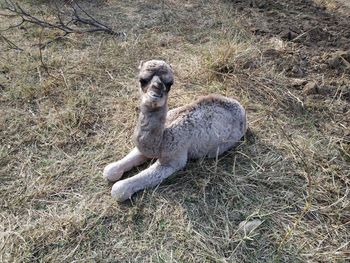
(138, 60, 174, 108)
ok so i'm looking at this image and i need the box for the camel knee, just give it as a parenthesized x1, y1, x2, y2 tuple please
(103, 162, 124, 182)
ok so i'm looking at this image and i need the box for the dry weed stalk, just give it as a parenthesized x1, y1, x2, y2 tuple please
(0, 32, 23, 51)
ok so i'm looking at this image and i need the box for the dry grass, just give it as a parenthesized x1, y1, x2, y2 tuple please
(1, 0, 349, 262)
(313, 0, 350, 14)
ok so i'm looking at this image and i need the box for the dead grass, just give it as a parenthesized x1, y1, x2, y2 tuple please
(1, 0, 349, 262)
(313, 0, 350, 15)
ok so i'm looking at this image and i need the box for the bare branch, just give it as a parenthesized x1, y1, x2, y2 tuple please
(2, 0, 126, 49)
(74, 1, 108, 29)
(0, 19, 25, 32)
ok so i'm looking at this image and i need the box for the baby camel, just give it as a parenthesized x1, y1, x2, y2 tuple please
(103, 60, 247, 201)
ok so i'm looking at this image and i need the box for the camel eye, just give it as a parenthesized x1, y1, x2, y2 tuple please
(139, 78, 149, 86)
(165, 81, 173, 91)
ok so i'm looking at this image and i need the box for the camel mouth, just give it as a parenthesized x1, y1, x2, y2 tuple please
(148, 90, 163, 99)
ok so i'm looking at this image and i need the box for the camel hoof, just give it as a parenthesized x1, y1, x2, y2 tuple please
(103, 162, 124, 182)
(111, 181, 132, 202)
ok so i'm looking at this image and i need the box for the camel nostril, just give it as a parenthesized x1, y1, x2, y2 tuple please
(150, 81, 163, 89)
(151, 84, 159, 90)
(149, 83, 164, 94)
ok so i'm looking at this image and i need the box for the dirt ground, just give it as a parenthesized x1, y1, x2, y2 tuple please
(231, 0, 350, 139)
(0, 0, 349, 262)
(236, 0, 350, 75)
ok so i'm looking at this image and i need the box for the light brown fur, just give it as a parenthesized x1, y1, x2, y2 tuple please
(103, 60, 247, 201)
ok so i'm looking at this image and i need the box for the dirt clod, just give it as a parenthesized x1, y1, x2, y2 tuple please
(303, 81, 319, 95)
(291, 65, 305, 78)
(290, 78, 307, 87)
(327, 50, 350, 69)
(280, 29, 298, 41)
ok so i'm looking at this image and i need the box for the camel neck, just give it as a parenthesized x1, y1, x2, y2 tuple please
(133, 103, 167, 158)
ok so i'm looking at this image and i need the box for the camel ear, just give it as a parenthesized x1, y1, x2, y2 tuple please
(138, 60, 144, 70)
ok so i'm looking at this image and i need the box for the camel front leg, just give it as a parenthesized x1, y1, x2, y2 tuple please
(103, 147, 149, 182)
(111, 154, 187, 202)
